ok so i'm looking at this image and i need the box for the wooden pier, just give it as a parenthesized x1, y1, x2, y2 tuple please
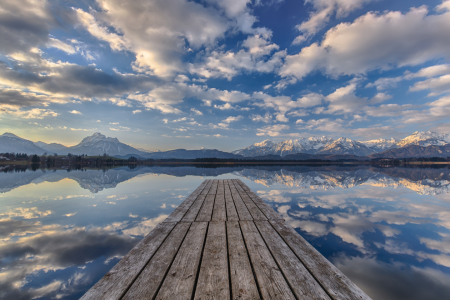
(81, 179, 371, 300)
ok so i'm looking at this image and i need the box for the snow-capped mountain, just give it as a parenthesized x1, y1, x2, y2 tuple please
(361, 138, 399, 152)
(397, 131, 450, 147)
(234, 131, 450, 157)
(35, 141, 69, 155)
(316, 137, 374, 156)
(69, 132, 146, 156)
(0, 133, 46, 154)
(233, 136, 335, 157)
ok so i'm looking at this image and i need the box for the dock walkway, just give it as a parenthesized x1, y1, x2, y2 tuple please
(82, 179, 371, 300)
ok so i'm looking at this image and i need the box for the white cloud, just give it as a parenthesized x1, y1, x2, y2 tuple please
(0, 108, 58, 119)
(69, 110, 82, 115)
(250, 112, 272, 123)
(76, 0, 250, 77)
(294, 0, 375, 43)
(132, 109, 142, 114)
(282, 2, 450, 80)
(189, 33, 285, 80)
(223, 115, 243, 123)
(409, 74, 450, 96)
(47, 38, 76, 54)
(190, 108, 203, 115)
(256, 124, 290, 136)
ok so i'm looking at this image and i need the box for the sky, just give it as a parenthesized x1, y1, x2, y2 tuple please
(1, 0, 450, 151)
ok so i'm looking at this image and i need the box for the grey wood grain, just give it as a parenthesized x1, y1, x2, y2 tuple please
(196, 194, 216, 222)
(227, 221, 260, 300)
(194, 221, 229, 299)
(216, 179, 225, 195)
(122, 222, 191, 300)
(80, 222, 177, 300)
(234, 180, 282, 221)
(231, 180, 267, 221)
(224, 180, 239, 221)
(164, 180, 209, 223)
(212, 191, 227, 221)
(182, 181, 213, 222)
(156, 221, 209, 300)
(239, 221, 295, 300)
(270, 220, 372, 300)
(229, 183, 253, 221)
(208, 180, 218, 195)
(255, 220, 330, 300)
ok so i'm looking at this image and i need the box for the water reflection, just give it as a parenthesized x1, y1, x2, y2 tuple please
(0, 165, 449, 299)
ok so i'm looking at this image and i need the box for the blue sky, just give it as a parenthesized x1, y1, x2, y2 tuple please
(1, 0, 450, 151)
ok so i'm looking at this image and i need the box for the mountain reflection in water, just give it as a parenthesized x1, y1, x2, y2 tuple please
(0, 165, 449, 300)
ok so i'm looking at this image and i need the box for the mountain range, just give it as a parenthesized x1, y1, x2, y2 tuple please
(0, 131, 449, 159)
(232, 131, 450, 158)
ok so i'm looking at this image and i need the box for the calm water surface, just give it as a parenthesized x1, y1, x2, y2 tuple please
(1, 165, 450, 299)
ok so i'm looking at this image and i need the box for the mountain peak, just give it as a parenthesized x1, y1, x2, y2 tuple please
(2, 132, 20, 138)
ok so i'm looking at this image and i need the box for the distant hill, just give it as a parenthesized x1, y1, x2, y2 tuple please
(141, 149, 244, 160)
(371, 144, 450, 159)
(0, 133, 46, 155)
(68, 133, 146, 156)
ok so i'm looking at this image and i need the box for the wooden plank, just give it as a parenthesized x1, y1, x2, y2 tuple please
(194, 221, 229, 299)
(122, 222, 191, 300)
(229, 183, 253, 221)
(255, 221, 331, 300)
(80, 222, 177, 300)
(216, 179, 225, 195)
(234, 180, 282, 221)
(155, 222, 209, 300)
(196, 194, 216, 222)
(231, 180, 267, 221)
(239, 221, 295, 300)
(182, 181, 213, 222)
(224, 180, 239, 221)
(212, 191, 227, 221)
(208, 180, 218, 195)
(227, 221, 260, 300)
(270, 220, 372, 300)
(164, 180, 209, 223)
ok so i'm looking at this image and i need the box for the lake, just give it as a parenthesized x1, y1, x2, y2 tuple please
(1, 164, 450, 299)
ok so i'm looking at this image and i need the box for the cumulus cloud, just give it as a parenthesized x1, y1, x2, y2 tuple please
(294, 0, 375, 43)
(250, 112, 272, 123)
(0, 0, 74, 55)
(69, 110, 82, 115)
(282, 2, 450, 80)
(223, 115, 243, 123)
(76, 0, 258, 77)
(189, 33, 285, 80)
(256, 124, 290, 136)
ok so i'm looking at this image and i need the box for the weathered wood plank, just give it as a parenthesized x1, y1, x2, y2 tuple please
(224, 180, 239, 221)
(194, 221, 229, 299)
(122, 222, 191, 300)
(239, 221, 295, 300)
(232, 180, 267, 221)
(212, 190, 227, 221)
(255, 220, 330, 300)
(208, 180, 219, 195)
(197, 194, 216, 222)
(80, 222, 177, 300)
(155, 222, 209, 300)
(227, 221, 260, 300)
(216, 179, 225, 195)
(229, 183, 253, 221)
(182, 181, 213, 222)
(270, 220, 372, 300)
(164, 180, 210, 223)
(234, 179, 282, 221)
